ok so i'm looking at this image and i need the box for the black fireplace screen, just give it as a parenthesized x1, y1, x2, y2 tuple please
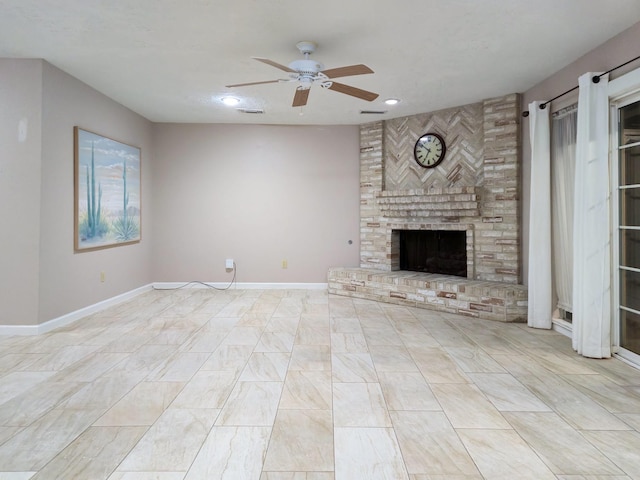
(399, 230, 467, 277)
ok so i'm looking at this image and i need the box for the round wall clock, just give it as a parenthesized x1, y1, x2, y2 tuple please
(414, 132, 446, 168)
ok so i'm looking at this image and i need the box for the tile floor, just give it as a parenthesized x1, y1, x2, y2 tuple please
(1, 288, 640, 479)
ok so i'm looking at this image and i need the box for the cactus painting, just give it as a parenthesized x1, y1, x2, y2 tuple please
(74, 127, 141, 252)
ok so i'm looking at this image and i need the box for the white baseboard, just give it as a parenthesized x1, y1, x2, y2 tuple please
(552, 318, 573, 338)
(0, 284, 153, 336)
(152, 282, 328, 290)
(0, 282, 328, 336)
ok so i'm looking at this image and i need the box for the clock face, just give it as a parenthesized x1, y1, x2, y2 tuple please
(414, 133, 446, 168)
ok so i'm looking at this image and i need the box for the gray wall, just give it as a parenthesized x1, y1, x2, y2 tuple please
(37, 62, 155, 324)
(0, 59, 43, 326)
(151, 123, 361, 283)
(0, 59, 154, 326)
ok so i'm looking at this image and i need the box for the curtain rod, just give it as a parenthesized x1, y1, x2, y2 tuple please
(522, 53, 640, 117)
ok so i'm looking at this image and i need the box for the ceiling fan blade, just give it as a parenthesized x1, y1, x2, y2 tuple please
(225, 79, 282, 87)
(253, 57, 296, 73)
(327, 81, 379, 102)
(321, 64, 374, 79)
(292, 88, 310, 107)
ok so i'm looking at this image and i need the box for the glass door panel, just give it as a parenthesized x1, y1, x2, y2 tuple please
(618, 99, 640, 356)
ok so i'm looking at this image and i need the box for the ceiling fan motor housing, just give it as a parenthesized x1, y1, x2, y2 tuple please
(288, 59, 324, 75)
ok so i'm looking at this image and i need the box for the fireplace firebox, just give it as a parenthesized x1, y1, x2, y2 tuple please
(399, 230, 467, 277)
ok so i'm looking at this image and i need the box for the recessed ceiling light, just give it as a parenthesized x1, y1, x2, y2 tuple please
(384, 98, 400, 105)
(221, 96, 240, 106)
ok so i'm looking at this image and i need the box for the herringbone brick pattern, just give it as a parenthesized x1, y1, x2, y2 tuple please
(384, 102, 484, 191)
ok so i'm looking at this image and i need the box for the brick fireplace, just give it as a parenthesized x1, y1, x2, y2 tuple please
(328, 94, 528, 322)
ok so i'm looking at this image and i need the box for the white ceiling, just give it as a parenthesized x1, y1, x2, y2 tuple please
(2, 0, 640, 125)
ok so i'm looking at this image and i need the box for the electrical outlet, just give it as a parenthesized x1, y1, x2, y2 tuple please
(282, 259, 288, 269)
(225, 258, 234, 269)
(100, 272, 105, 282)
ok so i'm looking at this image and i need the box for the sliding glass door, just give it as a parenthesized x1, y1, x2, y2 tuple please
(616, 96, 640, 361)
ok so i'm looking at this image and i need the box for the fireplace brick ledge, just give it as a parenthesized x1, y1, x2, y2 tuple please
(375, 187, 481, 219)
(328, 267, 527, 323)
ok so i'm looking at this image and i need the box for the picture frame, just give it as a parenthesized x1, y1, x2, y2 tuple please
(74, 127, 141, 252)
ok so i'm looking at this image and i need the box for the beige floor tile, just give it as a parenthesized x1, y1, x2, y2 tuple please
(408, 347, 469, 384)
(0, 407, 104, 471)
(179, 331, 227, 353)
(527, 348, 600, 375)
(333, 382, 391, 427)
(239, 352, 290, 381)
(4, 289, 640, 479)
(444, 347, 506, 373)
(221, 326, 263, 346)
(409, 475, 483, 479)
(263, 410, 334, 471)
(23, 345, 101, 371)
(0, 426, 21, 445)
(331, 353, 377, 382)
(295, 326, 331, 346)
(108, 473, 185, 480)
(185, 426, 271, 479)
(391, 411, 480, 475)
(61, 375, 140, 411)
(504, 412, 624, 475)
(0, 473, 36, 480)
(426, 327, 475, 348)
(280, 370, 332, 410)
(554, 475, 632, 480)
(580, 430, 640, 478)
(334, 427, 409, 480)
(94, 382, 185, 426)
(118, 408, 218, 472)
(261, 474, 334, 480)
(199, 344, 253, 373)
(0, 371, 56, 405)
(362, 326, 404, 346)
(378, 372, 441, 411)
(431, 383, 511, 429)
(468, 373, 551, 412)
(458, 428, 556, 479)
(145, 351, 209, 382)
(617, 413, 640, 430)
(103, 345, 177, 379)
(29, 426, 146, 480)
(562, 373, 640, 413)
(398, 333, 441, 349)
(0, 380, 84, 427)
(515, 373, 631, 430)
(264, 317, 300, 334)
(330, 317, 362, 334)
(171, 370, 237, 409)
(255, 332, 295, 353)
(370, 345, 420, 372)
(215, 381, 282, 426)
(272, 303, 304, 318)
(330, 333, 368, 353)
(289, 345, 331, 371)
(0, 353, 46, 373)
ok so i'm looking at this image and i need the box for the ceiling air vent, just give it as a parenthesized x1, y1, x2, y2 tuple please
(237, 108, 265, 114)
(360, 110, 387, 115)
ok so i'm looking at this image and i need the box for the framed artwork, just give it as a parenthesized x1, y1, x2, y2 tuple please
(74, 127, 141, 252)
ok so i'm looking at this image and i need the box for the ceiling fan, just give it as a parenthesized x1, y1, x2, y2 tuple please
(226, 41, 379, 107)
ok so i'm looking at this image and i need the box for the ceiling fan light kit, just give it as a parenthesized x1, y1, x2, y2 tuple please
(226, 41, 379, 107)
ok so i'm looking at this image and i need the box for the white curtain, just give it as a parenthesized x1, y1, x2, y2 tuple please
(528, 101, 552, 329)
(551, 107, 577, 313)
(572, 72, 611, 358)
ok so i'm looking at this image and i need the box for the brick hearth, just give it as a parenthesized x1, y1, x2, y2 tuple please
(328, 268, 527, 322)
